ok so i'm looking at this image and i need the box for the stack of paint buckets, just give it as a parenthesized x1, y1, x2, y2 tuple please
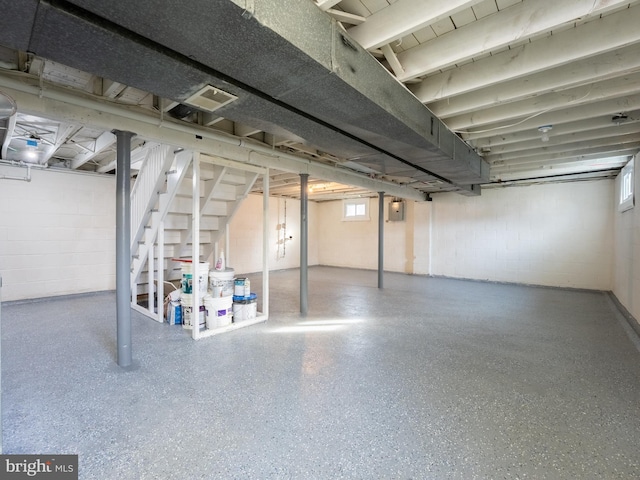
(180, 261, 208, 330)
(176, 256, 257, 331)
(233, 277, 257, 323)
(205, 267, 235, 329)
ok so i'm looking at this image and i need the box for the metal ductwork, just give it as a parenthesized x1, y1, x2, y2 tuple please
(0, 0, 489, 195)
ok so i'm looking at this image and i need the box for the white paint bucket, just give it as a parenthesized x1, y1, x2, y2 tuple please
(204, 295, 233, 329)
(234, 277, 251, 297)
(181, 262, 209, 295)
(181, 293, 205, 330)
(209, 268, 234, 297)
(233, 293, 257, 323)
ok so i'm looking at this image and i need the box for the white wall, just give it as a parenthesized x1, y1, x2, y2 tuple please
(0, 169, 318, 301)
(0, 163, 620, 301)
(613, 154, 640, 321)
(430, 181, 614, 290)
(0, 165, 116, 302)
(316, 196, 410, 272)
(317, 180, 614, 291)
(228, 194, 318, 275)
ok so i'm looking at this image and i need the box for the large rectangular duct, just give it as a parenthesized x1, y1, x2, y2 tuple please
(0, 0, 489, 194)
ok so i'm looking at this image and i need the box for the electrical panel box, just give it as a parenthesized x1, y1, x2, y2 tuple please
(388, 200, 405, 221)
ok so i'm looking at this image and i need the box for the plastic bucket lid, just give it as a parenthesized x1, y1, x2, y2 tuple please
(233, 293, 257, 303)
(209, 268, 235, 279)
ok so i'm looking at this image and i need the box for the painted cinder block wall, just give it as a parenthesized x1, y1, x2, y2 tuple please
(0, 163, 630, 310)
(317, 180, 615, 291)
(228, 194, 319, 275)
(429, 180, 614, 290)
(613, 154, 640, 321)
(0, 165, 116, 302)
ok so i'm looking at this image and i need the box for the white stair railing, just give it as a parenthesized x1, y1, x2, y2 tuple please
(131, 150, 192, 283)
(130, 143, 173, 251)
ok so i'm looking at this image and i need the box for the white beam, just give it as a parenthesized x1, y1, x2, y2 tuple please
(381, 44, 405, 78)
(484, 122, 640, 157)
(401, 0, 639, 83)
(39, 123, 78, 165)
(490, 151, 635, 178)
(491, 143, 640, 168)
(71, 130, 116, 169)
(234, 122, 261, 137)
(1, 113, 16, 159)
(472, 111, 640, 148)
(490, 160, 630, 182)
(462, 93, 640, 141)
(428, 43, 640, 118)
(347, 0, 483, 50)
(326, 9, 365, 25)
(316, 0, 341, 12)
(445, 72, 640, 131)
(0, 74, 426, 201)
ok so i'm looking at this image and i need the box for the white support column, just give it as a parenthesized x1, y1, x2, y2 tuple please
(157, 223, 165, 323)
(147, 242, 154, 314)
(192, 152, 201, 340)
(226, 226, 230, 270)
(0, 275, 3, 453)
(262, 169, 270, 319)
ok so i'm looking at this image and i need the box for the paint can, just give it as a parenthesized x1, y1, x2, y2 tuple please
(233, 293, 257, 323)
(181, 293, 205, 330)
(209, 268, 235, 297)
(204, 295, 233, 329)
(181, 262, 209, 295)
(234, 277, 251, 297)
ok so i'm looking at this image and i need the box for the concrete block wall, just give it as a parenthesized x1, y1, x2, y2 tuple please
(0, 165, 116, 302)
(0, 163, 625, 302)
(228, 194, 318, 275)
(429, 180, 614, 290)
(316, 196, 409, 272)
(316, 179, 615, 291)
(613, 154, 640, 321)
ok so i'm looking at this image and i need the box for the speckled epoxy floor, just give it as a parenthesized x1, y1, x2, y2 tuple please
(3, 267, 640, 479)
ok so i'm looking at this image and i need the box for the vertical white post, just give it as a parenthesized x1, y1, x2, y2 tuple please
(226, 226, 230, 270)
(157, 222, 165, 323)
(147, 242, 154, 313)
(262, 168, 270, 319)
(0, 275, 3, 453)
(192, 152, 201, 340)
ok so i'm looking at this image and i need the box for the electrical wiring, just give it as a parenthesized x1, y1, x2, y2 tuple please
(453, 84, 596, 136)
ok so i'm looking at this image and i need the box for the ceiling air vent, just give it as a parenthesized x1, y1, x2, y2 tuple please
(183, 85, 237, 113)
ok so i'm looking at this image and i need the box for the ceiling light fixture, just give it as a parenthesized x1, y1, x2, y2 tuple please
(538, 125, 553, 142)
(23, 138, 39, 162)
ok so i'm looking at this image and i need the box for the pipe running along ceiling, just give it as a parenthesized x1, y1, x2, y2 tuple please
(0, 0, 489, 198)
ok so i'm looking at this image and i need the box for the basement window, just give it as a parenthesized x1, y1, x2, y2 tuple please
(619, 159, 634, 212)
(343, 198, 369, 221)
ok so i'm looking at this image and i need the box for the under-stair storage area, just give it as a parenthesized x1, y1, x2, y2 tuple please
(128, 145, 269, 338)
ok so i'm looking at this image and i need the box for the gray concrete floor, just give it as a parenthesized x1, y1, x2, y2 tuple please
(2, 266, 640, 479)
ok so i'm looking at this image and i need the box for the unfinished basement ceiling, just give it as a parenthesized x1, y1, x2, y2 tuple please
(1, 0, 639, 200)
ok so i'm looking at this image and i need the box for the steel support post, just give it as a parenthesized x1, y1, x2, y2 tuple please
(300, 174, 309, 315)
(378, 191, 384, 289)
(114, 129, 135, 367)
